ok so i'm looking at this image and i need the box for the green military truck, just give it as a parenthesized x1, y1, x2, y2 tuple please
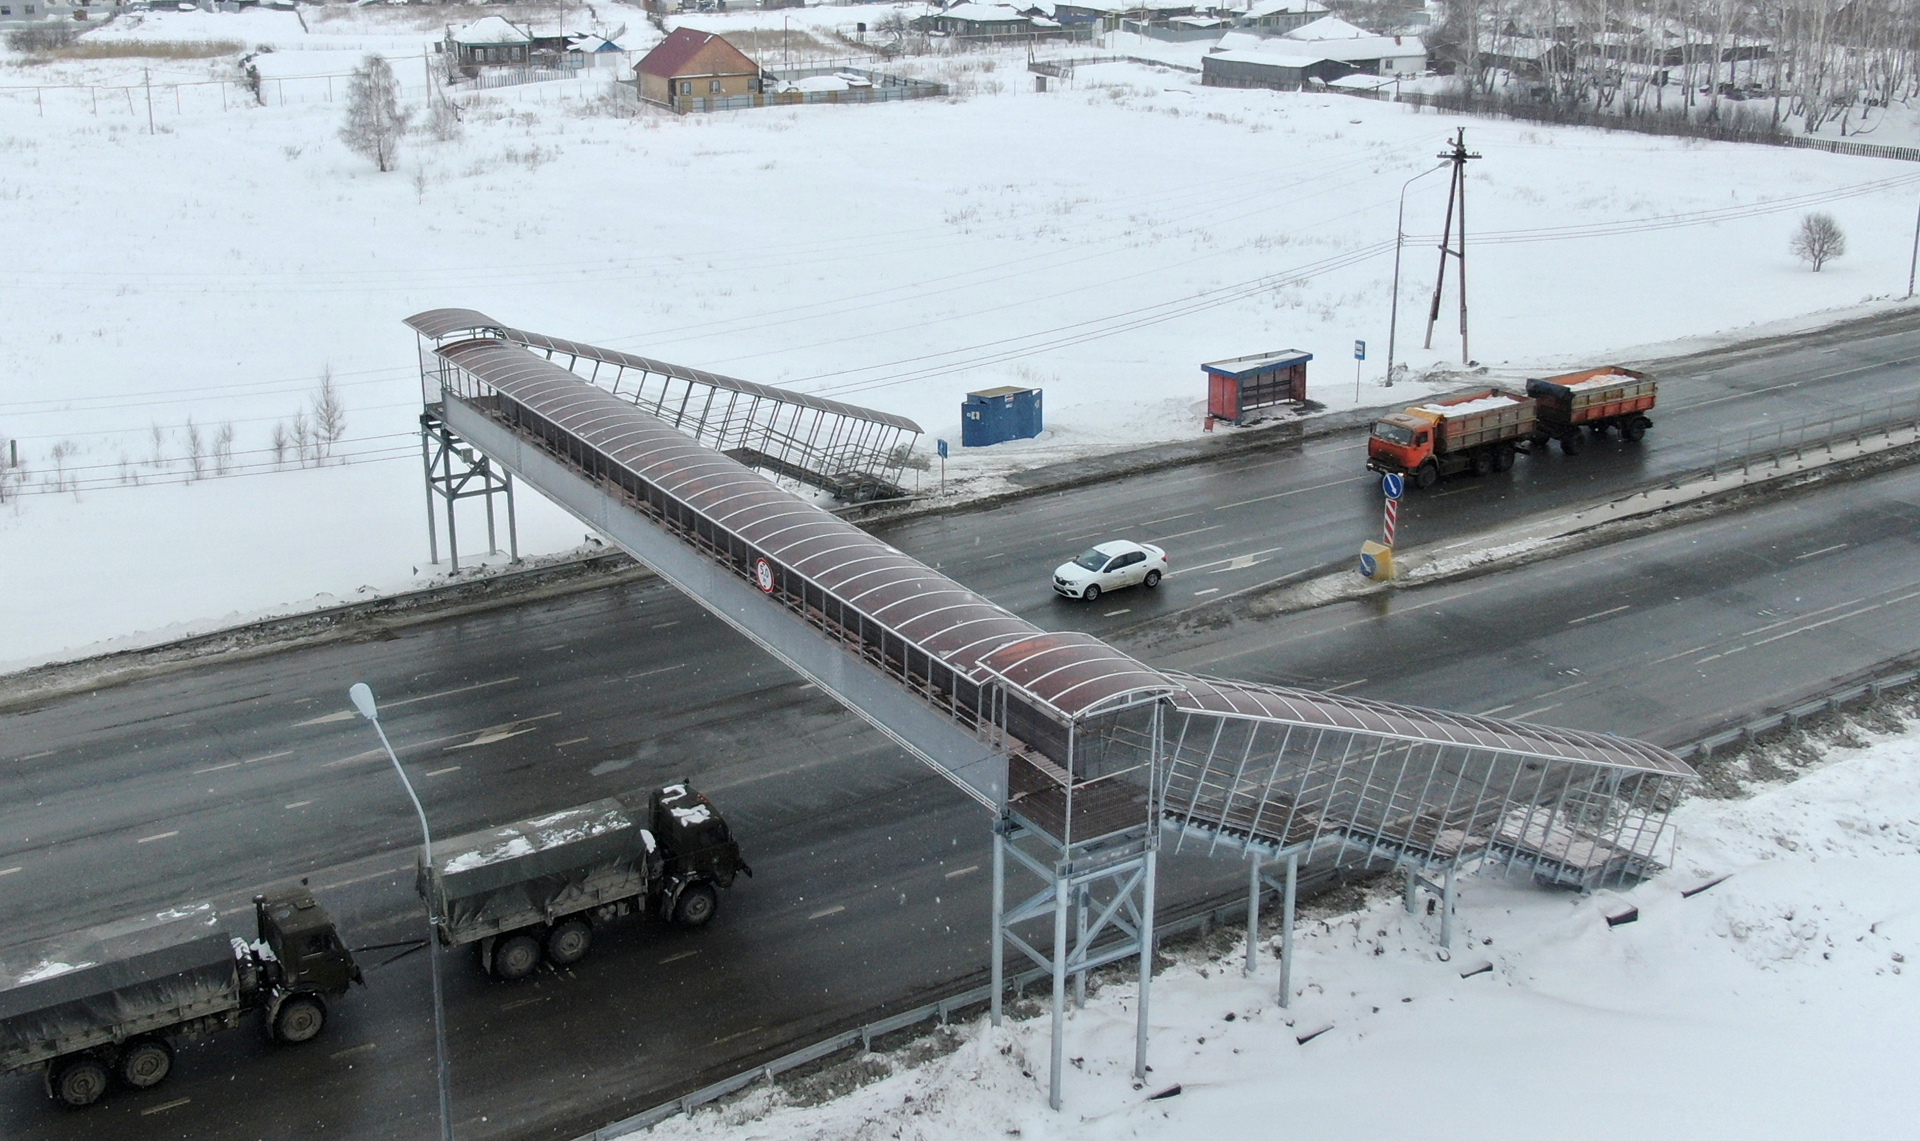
(0, 888, 361, 1109)
(419, 783, 750, 982)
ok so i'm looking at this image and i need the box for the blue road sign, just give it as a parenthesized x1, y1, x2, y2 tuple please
(1359, 551, 1378, 579)
(937, 439, 949, 459)
(1354, 339, 1366, 360)
(1381, 472, 1404, 499)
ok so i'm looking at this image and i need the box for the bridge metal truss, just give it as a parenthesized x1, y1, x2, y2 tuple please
(406, 309, 923, 504)
(402, 313, 1694, 1111)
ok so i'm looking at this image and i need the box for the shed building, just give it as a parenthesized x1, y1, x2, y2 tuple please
(447, 16, 532, 74)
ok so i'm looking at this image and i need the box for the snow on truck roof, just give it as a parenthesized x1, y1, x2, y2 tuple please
(434, 799, 634, 876)
(0, 903, 229, 1020)
(1416, 392, 1527, 416)
(1539, 366, 1649, 391)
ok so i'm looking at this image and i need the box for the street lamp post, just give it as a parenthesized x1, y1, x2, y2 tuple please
(350, 682, 454, 1141)
(1387, 162, 1449, 382)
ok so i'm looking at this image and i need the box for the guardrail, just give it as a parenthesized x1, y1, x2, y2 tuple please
(1693, 393, 1920, 483)
(1680, 660, 1920, 761)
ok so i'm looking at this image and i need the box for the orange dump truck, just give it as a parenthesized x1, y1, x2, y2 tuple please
(1366, 367, 1655, 489)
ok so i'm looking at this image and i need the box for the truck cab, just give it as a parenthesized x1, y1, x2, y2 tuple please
(254, 888, 362, 999)
(1367, 412, 1436, 477)
(648, 783, 751, 928)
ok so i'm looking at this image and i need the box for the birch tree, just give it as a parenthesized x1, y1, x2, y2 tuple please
(339, 54, 411, 173)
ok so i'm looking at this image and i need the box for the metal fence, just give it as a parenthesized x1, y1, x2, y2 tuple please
(659, 64, 947, 113)
(1693, 392, 1920, 483)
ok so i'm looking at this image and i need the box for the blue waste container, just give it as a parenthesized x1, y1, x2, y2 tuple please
(961, 386, 1043, 447)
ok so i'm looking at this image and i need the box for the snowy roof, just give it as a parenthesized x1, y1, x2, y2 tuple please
(1206, 49, 1331, 68)
(939, 4, 1029, 21)
(1203, 349, 1312, 377)
(1283, 15, 1372, 39)
(1171, 15, 1228, 27)
(450, 16, 530, 45)
(1327, 72, 1395, 90)
(636, 27, 756, 78)
(1244, 0, 1327, 16)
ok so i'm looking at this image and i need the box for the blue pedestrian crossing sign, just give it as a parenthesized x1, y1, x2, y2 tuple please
(937, 439, 949, 459)
(1354, 339, 1366, 360)
(1381, 472, 1404, 499)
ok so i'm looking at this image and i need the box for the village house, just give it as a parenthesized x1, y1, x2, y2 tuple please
(634, 27, 763, 109)
(1236, 0, 1326, 34)
(446, 16, 533, 76)
(916, 3, 1034, 39)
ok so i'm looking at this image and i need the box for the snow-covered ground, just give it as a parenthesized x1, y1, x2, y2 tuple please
(5, 3, 1920, 671)
(638, 716, 1920, 1141)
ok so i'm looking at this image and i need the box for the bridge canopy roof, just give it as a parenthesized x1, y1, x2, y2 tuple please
(1164, 671, 1693, 776)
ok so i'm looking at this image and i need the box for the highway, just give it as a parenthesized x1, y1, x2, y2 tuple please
(5, 315, 1920, 1139)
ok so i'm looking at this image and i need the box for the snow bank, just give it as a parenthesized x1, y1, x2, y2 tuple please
(639, 724, 1920, 1140)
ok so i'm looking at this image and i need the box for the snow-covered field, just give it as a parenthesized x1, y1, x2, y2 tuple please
(639, 716, 1920, 1141)
(5, 3, 1920, 670)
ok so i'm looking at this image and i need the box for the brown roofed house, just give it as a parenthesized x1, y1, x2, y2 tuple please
(635, 28, 763, 109)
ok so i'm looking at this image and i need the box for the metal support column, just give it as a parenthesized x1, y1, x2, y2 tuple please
(1134, 844, 1156, 1082)
(1441, 867, 1457, 948)
(419, 410, 519, 574)
(1244, 853, 1261, 977)
(991, 822, 1006, 1027)
(1279, 851, 1296, 1008)
(1048, 863, 1069, 1111)
(1404, 863, 1418, 914)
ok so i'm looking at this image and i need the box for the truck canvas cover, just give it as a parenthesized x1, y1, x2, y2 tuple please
(422, 799, 649, 940)
(0, 903, 238, 1072)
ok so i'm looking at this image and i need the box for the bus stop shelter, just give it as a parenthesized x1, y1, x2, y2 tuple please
(1204, 349, 1311, 423)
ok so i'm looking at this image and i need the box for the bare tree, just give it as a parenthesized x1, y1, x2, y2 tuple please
(312, 370, 347, 460)
(339, 54, 412, 173)
(1790, 211, 1846, 271)
(291, 409, 312, 466)
(45, 440, 77, 495)
(148, 421, 167, 469)
(270, 421, 291, 467)
(185, 417, 205, 480)
(212, 422, 236, 476)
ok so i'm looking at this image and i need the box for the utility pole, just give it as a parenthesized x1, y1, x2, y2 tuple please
(1422, 128, 1481, 364)
(143, 68, 155, 135)
(1908, 195, 1920, 300)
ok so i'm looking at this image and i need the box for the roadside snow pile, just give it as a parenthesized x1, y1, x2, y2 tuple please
(640, 725, 1920, 1141)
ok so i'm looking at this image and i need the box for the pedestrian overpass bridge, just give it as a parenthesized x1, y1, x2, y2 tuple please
(404, 310, 1694, 1108)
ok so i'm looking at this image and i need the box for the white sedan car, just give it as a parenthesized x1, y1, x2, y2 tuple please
(1052, 540, 1168, 602)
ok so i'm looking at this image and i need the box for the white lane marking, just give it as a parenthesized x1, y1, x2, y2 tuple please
(1151, 523, 1223, 542)
(246, 750, 293, 765)
(285, 801, 313, 809)
(653, 621, 681, 630)
(1167, 545, 1288, 577)
(1741, 595, 1869, 638)
(1211, 476, 1366, 511)
(424, 766, 462, 777)
(1794, 543, 1850, 561)
(1139, 511, 1199, 527)
(501, 996, 548, 1012)
(1751, 587, 1920, 647)
(659, 949, 701, 964)
(137, 831, 179, 844)
(808, 904, 846, 919)
(1512, 703, 1562, 720)
(0, 867, 20, 877)
(18, 750, 55, 761)
(1568, 604, 1631, 625)
(1696, 645, 1749, 664)
(944, 865, 980, 879)
(623, 663, 687, 681)
(1193, 588, 1221, 596)
(329, 1043, 377, 1061)
(443, 712, 565, 752)
(316, 862, 413, 891)
(1476, 703, 1516, 716)
(296, 677, 522, 726)
(1649, 645, 1710, 665)
(982, 552, 1008, 560)
(539, 643, 569, 652)
(140, 1098, 191, 1116)
(1105, 608, 1132, 617)
(194, 761, 242, 775)
(1323, 678, 1368, 693)
(554, 736, 591, 748)
(1212, 554, 1261, 573)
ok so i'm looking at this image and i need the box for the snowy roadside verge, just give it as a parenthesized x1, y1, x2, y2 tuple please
(623, 693, 1920, 1141)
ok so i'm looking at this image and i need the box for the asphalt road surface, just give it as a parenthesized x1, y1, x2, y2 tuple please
(6, 318, 1920, 1140)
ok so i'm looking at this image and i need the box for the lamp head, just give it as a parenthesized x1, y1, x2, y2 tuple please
(349, 682, 379, 723)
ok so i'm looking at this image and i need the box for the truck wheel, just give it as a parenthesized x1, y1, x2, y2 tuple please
(1081, 584, 1100, 603)
(273, 996, 327, 1044)
(545, 919, 593, 967)
(117, 1040, 173, 1090)
(1623, 417, 1648, 442)
(672, 883, 718, 929)
(1494, 446, 1516, 473)
(1470, 449, 1494, 477)
(1413, 461, 1439, 489)
(492, 932, 543, 981)
(1560, 431, 1584, 457)
(50, 1057, 110, 1108)
(1143, 569, 1161, 589)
